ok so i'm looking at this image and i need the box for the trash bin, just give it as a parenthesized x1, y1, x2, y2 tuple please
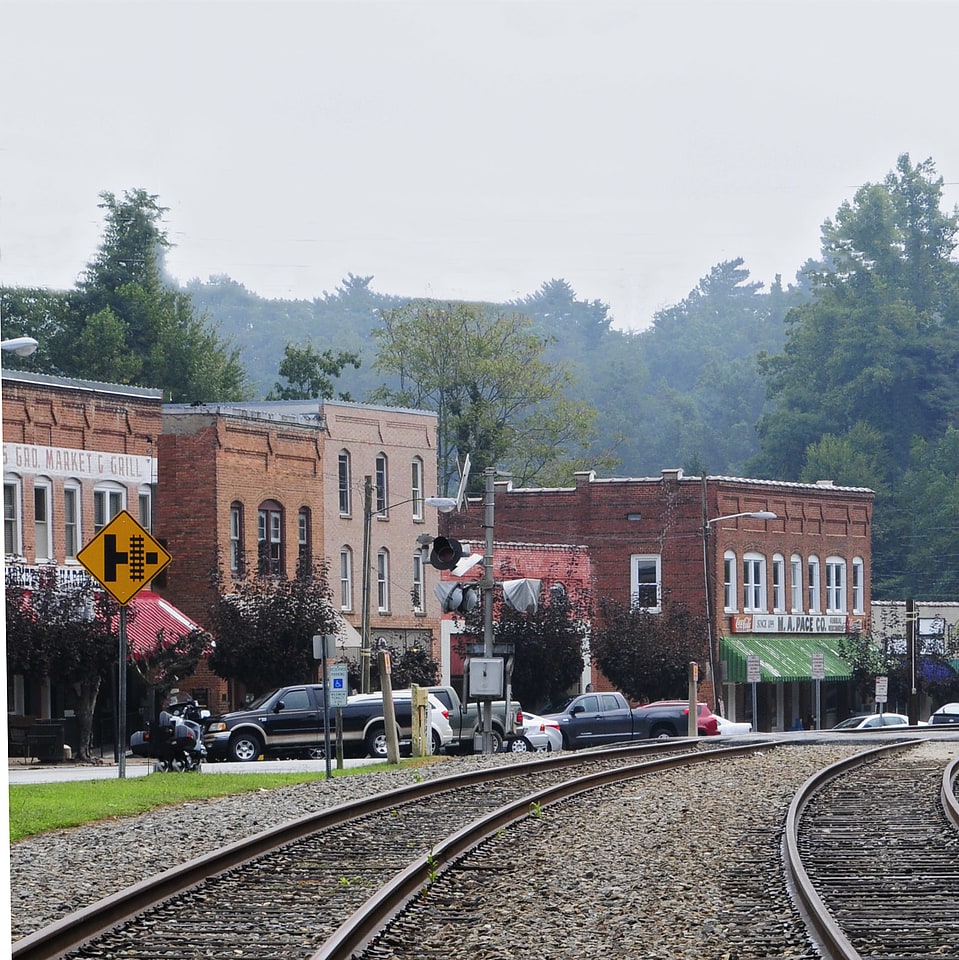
(28, 720, 65, 763)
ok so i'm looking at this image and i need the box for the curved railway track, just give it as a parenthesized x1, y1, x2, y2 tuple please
(15, 737, 959, 960)
(13, 740, 735, 960)
(785, 739, 959, 960)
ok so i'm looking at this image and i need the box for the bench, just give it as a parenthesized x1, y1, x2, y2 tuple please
(8, 715, 36, 761)
(7, 715, 64, 763)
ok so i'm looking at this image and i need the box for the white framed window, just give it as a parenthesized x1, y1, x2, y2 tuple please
(138, 488, 152, 531)
(630, 554, 661, 612)
(742, 552, 767, 612)
(412, 551, 425, 612)
(723, 550, 737, 612)
(64, 483, 81, 562)
(377, 547, 390, 612)
(790, 554, 803, 613)
(4, 477, 23, 557)
(807, 556, 821, 613)
(230, 503, 244, 574)
(411, 458, 424, 520)
(375, 454, 389, 517)
(258, 500, 284, 575)
(772, 554, 785, 613)
(298, 508, 311, 575)
(852, 557, 865, 614)
(34, 477, 53, 562)
(338, 451, 351, 516)
(340, 546, 353, 611)
(94, 484, 125, 534)
(825, 557, 846, 613)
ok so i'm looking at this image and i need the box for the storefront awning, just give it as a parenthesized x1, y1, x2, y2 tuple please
(721, 634, 853, 683)
(121, 591, 210, 659)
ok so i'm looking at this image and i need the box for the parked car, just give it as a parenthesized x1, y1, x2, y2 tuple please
(639, 700, 720, 737)
(508, 712, 563, 753)
(831, 712, 911, 730)
(345, 691, 454, 757)
(426, 685, 523, 753)
(712, 715, 752, 735)
(929, 703, 959, 725)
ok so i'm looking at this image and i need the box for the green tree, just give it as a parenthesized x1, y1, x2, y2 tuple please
(267, 343, 361, 400)
(207, 565, 341, 696)
(5, 567, 122, 761)
(589, 596, 708, 704)
(371, 300, 601, 494)
(45, 189, 250, 401)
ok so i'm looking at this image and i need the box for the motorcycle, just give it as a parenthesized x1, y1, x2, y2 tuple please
(130, 697, 208, 772)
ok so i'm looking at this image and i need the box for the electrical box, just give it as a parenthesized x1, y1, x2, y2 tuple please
(469, 658, 504, 698)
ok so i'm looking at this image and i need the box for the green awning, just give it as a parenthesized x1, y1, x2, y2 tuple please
(721, 634, 853, 683)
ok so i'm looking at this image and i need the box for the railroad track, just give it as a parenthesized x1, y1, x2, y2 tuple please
(785, 739, 959, 959)
(13, 740, 734, 960)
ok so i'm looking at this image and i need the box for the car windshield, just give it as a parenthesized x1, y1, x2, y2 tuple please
(542, 697, 574, 713)
(243, 689, 280, 711)
(832, 716, 869, 729)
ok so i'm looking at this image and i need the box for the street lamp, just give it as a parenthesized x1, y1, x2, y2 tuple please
(359, 477, 457, 693)
(1, 337, 38, 357)
(702, 510, 777, 715)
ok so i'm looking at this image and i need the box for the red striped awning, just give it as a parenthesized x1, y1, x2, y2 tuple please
(119, 591, 210, 659)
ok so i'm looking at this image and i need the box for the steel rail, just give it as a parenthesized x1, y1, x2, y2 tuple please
(781, 738, 921, 960)
(310, 742, 771, 960)
(942, 754, 959, 830)
(11, 739, 706, 960)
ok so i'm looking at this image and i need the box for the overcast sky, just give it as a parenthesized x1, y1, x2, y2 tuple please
(3, 0, 959, 332)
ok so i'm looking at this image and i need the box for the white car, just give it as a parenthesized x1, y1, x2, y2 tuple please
(508, 711, 563, 753)
(349, 691, 454, 754)
(831, 712, 911, 730)
(712, 715, 753, 736)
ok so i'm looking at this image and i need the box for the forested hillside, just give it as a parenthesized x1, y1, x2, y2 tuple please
(4, 155, 959, 599)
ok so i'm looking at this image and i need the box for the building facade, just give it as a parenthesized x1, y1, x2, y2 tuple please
(449, 468, 874, 731)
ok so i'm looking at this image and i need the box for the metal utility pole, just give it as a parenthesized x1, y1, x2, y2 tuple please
(360, 476, 373, 694)
(480, 465, 496, 755)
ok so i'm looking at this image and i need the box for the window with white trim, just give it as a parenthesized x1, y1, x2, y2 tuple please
(742, 552, 767, 612)
(772, 554, 785, 613)
(297, 508, 311, 576)
(852, 557, 864, 614)
(94, 485, 125, 534)
(412, 551, 425, 612)
(411, 458, 424, 520)
(723, 550, 737, 612)
(4, 477, 22, 557)
(338, 451, 351, 516)
(807, 555, 821, 613)
(258, 500, 284, 575)
(825, 557, 846, 613)
(630, 554, 661, 611)
(138, 489, 152, 531)
(377, 548, 390, 612)
(64, 483, 81, 562)
(790, 554, 803, 613)
(230, 503, 244, 574)
(375, 454, 389, 517)
(34, 478, 53, 562)
(340, 546, 353, 611)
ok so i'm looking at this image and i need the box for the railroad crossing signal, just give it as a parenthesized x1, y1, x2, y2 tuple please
(77, 510, 172, 605)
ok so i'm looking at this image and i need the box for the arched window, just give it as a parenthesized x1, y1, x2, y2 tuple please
(258, 499, 284, 575)
(375, 454, 389, 516)
(412, 550, 425, 612)
(790, 554, 803, 613)
(852, 557, 865, 614)
(825, 556, 846, 614)
(377, 547, 390, 612)
(230, 502, 244, 575)
(807, 555, 821, 613)
(297, 507, 311, 576)
(772, 554, 785, 613)
(742, 552, 767, 612)
(723, 550, 737, 612)
(338, 450, 352, 516)
(411, 457, 424, 520)
(340, 546, 353, 611)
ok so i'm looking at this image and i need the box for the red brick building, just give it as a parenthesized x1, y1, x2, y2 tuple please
(447, 468, 874, 731)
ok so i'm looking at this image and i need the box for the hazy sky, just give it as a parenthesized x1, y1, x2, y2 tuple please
(3, 0, 959, 332)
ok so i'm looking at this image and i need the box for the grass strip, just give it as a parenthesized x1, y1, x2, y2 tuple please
(9, 760, 425, 842)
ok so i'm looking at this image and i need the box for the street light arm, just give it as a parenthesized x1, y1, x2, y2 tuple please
(1, 337, 39, 357)
(706, 510, 777, 527)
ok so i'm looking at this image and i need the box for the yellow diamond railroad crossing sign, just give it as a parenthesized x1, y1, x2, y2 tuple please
(77, 510, 172, 606)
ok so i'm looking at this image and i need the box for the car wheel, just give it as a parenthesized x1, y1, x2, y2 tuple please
(650, 724, 675, 740)
(365, 726, 388, 759)
(491, 729, 504, 753)
(228, 732, 263, 762)
(430, 730, 441, 755)
(306, 746, 326, 760)
(509, 736, 534, 753)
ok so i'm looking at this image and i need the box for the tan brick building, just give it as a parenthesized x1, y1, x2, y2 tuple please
(447, 467, 875, 731)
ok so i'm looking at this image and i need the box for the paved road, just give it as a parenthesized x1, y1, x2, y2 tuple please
(7, 755, 386, 784)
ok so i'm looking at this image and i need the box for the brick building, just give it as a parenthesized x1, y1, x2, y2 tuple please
(447, 467, 875, 731)
(2, 371, 206, 750)
(157, 400, 442, 708)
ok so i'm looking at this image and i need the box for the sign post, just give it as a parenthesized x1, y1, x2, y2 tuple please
(811, 653, 825, 730)
(746, 655, 761, 732)
(77, 511, 172, 778)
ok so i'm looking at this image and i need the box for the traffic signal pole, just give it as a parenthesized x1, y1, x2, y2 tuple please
(480, 466, 495, 755)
